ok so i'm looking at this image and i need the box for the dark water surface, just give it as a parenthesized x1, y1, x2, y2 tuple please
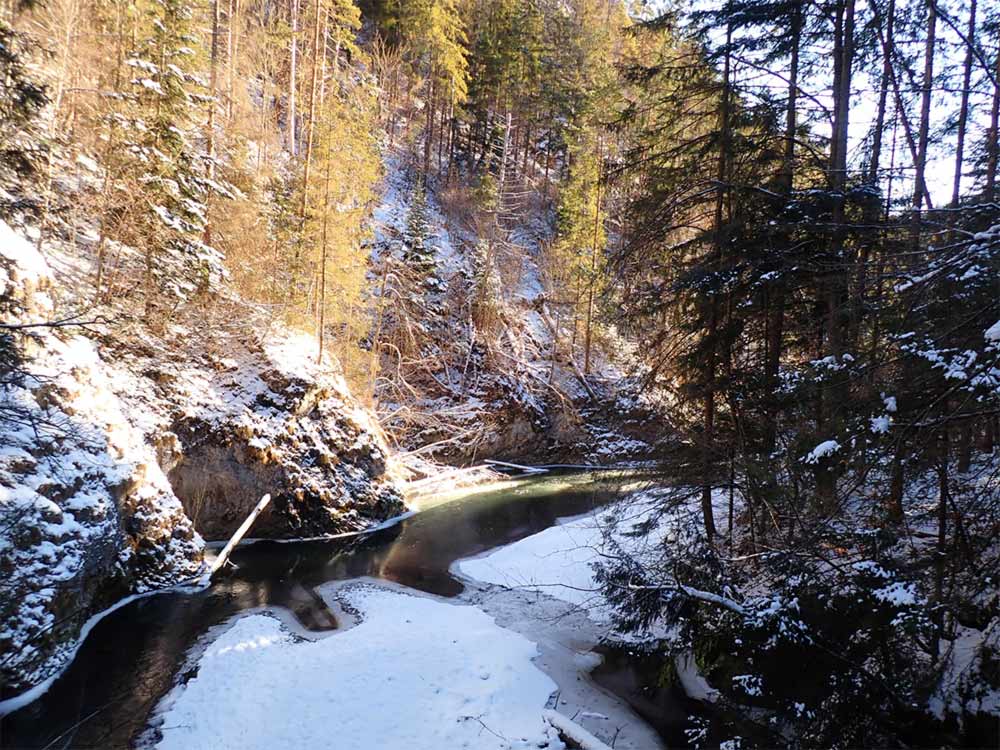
(1, 471, 666, 750)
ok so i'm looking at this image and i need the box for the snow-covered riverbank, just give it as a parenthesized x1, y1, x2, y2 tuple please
(143, 499, 671, 750)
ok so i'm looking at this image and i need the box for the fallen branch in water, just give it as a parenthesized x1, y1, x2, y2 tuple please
(209, 494, 271, 578)
(484, 459, 549, 475)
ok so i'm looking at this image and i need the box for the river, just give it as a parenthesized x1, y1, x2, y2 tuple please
(1, 470, 696, 749)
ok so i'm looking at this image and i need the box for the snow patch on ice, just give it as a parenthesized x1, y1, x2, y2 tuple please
(151, 586, 567, 750)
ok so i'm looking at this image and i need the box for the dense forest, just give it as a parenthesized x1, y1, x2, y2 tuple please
(1, 0, 999, 746)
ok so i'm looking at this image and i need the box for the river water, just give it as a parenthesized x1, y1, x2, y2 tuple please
(2, 470, 694, 749)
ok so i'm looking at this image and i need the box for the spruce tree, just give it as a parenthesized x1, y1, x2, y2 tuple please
(403, 179, 435, 275)
(0, 14, 46, 217)
(122, 0, 233, 304)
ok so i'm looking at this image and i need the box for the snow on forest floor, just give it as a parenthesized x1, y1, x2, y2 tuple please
(146, 580, 660, 750)
(368, 149, 665, 464)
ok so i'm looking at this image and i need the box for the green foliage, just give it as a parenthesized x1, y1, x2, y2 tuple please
(0, 20, 47, 217)
(403, 179, 434, 270)
(118, 0, 233, 301)
(552, 128, 606, 305)
(398, 0, 469, 105)
(470, 239, 502, 334)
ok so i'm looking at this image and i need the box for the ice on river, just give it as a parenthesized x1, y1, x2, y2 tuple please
(456, 511, 615, 619)
(151, 585, 568, 750)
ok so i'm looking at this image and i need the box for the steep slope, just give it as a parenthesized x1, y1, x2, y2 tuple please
(0, 219, 403, 697)
(370, 154, 671, 465)
(1, 223, 201, 694)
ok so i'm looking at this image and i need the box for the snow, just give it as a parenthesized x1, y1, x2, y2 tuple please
(151, 585, 568, 750)
(456, 488, 738, 629)
(542, 710, 612, 750)
(870, 415, 891, 434)
(873, 581, 917, 606)
(1, 220, 202, 694)
(803, 440, 841, 464)
(0, 219, 50, 292)
(929, 622, 1000, 720)
(456, 510, 621, 621)
(986, 320, 1000, 343)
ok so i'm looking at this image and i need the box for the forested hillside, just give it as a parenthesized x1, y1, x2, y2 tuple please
(1, 0, 999, 746)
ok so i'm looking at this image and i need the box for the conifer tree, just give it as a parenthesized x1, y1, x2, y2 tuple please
(0, 10, 46, 217)
(121, 0, 233, 305)
(403, 178, 435, 274)
(396, 0, 469, 173)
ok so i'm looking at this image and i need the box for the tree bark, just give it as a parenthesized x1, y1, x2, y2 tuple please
(298, 0, 323, 221)
(423, 76, 435, 175)
(288, 0, 299, 156)
(701, 13, 733, 542)
(913, 0, 937, 224)
(987, 46, 1000, 202)
(950, 0, 976, 206)
(203, 0, 221, 246)
(764, 1, 800, 456)
(583, 140, 602, 375)
(317, 136, 333, 363)
(870, 0, 933, 210)
(817, 0, 855, 511)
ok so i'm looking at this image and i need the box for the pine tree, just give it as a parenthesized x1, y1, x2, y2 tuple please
(0, 12, 46, 217)
(120, 0, 234, 306)
(403, 178, 434, 273)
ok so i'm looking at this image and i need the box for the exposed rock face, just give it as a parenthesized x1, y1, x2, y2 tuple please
(145, 337, 404, 540)
(0, 222, 403, 697)
(0, 222, 202, 695)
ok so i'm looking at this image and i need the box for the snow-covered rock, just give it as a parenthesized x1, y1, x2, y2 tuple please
(1, 221, 201, 694)
(1, 218, 404, 697)
(103, 323, 404, 540)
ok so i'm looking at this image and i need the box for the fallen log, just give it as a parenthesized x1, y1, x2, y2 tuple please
(209, 493, 272, 578)
(542, 710, 613, 750)
(484, 459, 549, 475)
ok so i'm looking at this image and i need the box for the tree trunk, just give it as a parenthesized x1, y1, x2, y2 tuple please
(317, 137, 333, 363)
(932, 430, 950, 662)
(423, 76, 435, 175)
(203, 0, 220, 246)
(583, 141, 602, 375)
(817, 0, 855, 511)
(298, 0, 323, 221)
(854, 0, 894, 352)
(764, 1, 800, 455)
(226, 0, 238, 120)
(987, 47, 1000, 202)
(913, 0, 937, 233)
(887, 446, 905, 522)
(288, 0, 299, 156)
(701, 13, 733, 543)
(950, 0, 976, 206)
(870, 0, 933, 210)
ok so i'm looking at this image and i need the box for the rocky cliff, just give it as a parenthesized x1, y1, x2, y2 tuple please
(0, 221, 402, 697)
